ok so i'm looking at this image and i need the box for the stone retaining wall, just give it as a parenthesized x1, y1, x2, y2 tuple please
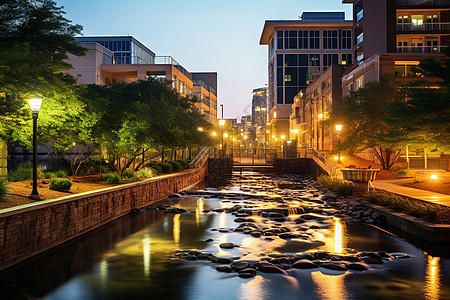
(0, 165, 207, 271)
(275, 158, 328, 177)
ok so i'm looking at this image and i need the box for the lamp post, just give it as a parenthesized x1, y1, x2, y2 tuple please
(335, 124, 343, 164)
(28, 98, 42, 200)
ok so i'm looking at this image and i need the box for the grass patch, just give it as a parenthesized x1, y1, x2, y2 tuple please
(363, 191, 449, 224)
(317, 175, 353, 196)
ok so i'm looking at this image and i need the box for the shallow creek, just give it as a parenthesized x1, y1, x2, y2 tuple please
(1, 172, 449, 300)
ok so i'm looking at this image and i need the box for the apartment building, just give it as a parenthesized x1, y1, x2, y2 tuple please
(252, 87, 269, 145)
(260, 12, 353, 139)
(342, 0, 449, 95)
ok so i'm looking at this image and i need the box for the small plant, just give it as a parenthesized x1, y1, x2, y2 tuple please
(7, 161, 44, 182)
(56, 169, 69, 177)
(394, 168, 409, 176)
(317, 175, 353, 196)
(122, 169, 135, 180)
(49, 178, 73, 192)
(105, 172, 121, 184)
(175, 159, 189, 169)
(0, 178, 8, 201)
(44, 172, 57, 179)
(135, 169, 155, 180)
(168, 161, 183, 172)
(76, 187, 83, 192)
(158, 162, 173, 173)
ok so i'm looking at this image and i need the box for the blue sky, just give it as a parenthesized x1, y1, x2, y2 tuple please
(56, 0, 352, 120)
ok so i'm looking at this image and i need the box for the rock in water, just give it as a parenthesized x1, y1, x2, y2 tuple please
(219, 243, 236, 249)
(292, 259, 319, 269)
(346, 262, 369, 271)
(216, 265, 232, 273)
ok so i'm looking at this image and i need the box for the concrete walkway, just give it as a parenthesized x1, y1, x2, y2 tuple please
(372, 178, 450, 207)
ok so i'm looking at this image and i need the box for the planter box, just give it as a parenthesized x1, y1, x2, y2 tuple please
(341, 168, 380, 183)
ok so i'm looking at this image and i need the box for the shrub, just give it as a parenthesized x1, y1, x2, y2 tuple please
(105, 172, 121, 184)
(168, 161, 182, 172)
(0, 178, 8, 200)
(56, 169, 69, 177)
(150, 164, 162, 174)
(135, 169, 155, 180)
(394, 168, 409, 176)
(363, 192, 442, 223)
(158, 162, 173, 173)
(175, 159, 189, 169)
(7, 161, 44, 182)
(49, 178, 73, 192)
(44, 172, 57, 179)
(122, 169, 135, 180)
(317, 175, 353, 196)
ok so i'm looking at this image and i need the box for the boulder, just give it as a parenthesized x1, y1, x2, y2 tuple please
(216, 265, 232, 273)
(292, 259, 319, 269)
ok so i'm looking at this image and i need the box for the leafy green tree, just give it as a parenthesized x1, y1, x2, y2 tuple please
(384, 49, 450, 152)
(331, 79, 406, 170)
(0, 0, 85, 144)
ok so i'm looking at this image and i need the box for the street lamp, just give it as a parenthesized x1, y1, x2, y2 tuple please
(28, 98, 42, 200)
(335, 124, 343, 164)
(219, 119, 225, 155)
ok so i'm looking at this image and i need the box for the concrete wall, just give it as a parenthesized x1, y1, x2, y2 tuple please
(0, 165, 207, 271)
(274, 158, 328, 178)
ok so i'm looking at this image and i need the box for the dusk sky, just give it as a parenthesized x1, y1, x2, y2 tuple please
(56, 0, 352, 121)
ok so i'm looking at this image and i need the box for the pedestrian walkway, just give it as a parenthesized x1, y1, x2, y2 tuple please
(372, 179, 450, 207)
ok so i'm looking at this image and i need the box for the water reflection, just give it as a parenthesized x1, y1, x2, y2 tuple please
(334, 218, 343, 254)
(219, 211, 227, 228)
(239, 276, 270, 300)
(196, 198, 204, 226)
(311, 271, 349, 300)
(424, 256, 441, 300)
(142, 233, 151, 279)
(173, 214, 181, 245)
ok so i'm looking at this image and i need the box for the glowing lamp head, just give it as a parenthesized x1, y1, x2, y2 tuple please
(335, 124, 343, 132)
(281, 135, 286, 140)
(232, 138, 236, 142)
(431, 174, 438, 180)
(244, 135, 248, 140)
(197, 127, 204, 131)
(28, 98, 42, 113)
(271, 135, 275, 139)
(334, 156, 339, 161)
(212, 132, 217, 137)
(318, 113, 323, 119)
(293, 129, 299, 134)
(218, 119, 226, 126)
(223, 133, 229, 138)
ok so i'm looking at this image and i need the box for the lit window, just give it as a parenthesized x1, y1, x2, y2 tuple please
(285, 75, 292, 82)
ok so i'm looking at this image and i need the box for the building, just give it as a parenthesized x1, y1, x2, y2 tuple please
(260, 12, 354, 140)
(342, 0, 449, 96)
(66, 36, 218, 122)
(252, 87, 269, 145)
(290, 64, 346, 151)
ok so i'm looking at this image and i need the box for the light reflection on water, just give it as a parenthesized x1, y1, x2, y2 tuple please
(173, 214, 180, 245)
(311, 271, 348, 300)
(424, 256, 441, 300)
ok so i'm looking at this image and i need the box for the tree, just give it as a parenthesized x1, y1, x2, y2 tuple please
(384, 49, 450, 152)
(0, 0, 86, 144)
(331, 79, 406, 170)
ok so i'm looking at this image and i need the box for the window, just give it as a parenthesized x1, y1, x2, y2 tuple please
(285, 54, 297, 66)
(323, 54, 339, 69)
(285, 30, 297, 49)
(342, 54, 352, 65)
(356, 76, 364, 90)
(277, 31, 284, 50)
(298, 31, 309, 49)
(285, 68, 298, 86)
(285, 75, 292, 82)
(309, 54, 320, 66)
(309, 31, 320, 49)
(395, 65, 422, 77)
(412, 15, 424, 29)
(277, 87, 283, 104)
(341, 30, 352, 49)
(323, 30, 338, 49)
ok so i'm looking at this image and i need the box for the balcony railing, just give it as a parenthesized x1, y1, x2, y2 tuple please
(356, 32, 364, 44)
(193, 80, 217, 96)
(396, 0, 450, 6)
(397, 22, 450, 31)
(155, 56, 192, 80)
(356, 9, 363, 22)
(397, 45, 447, 54)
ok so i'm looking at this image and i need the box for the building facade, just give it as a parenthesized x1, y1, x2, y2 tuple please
(251, 87, 268, 144)
(260, 12, 353, 139)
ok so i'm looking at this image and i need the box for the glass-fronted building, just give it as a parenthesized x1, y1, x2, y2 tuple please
(74, 36, 155, 64)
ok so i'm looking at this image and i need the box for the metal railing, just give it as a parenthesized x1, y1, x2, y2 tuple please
(396, 0, 450, 7)
(356, 9, 363, 22)
(305, 145, 341, 178)
(155, 56, 192, 80)
(396, 22, 450, 31)
(189, 147, 210, 169)
(356, 32, 364, 45)
(397, 45, 447, 54)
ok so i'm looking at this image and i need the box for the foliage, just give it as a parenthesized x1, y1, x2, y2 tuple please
(122, 169, 135, 180)
(0, 0, 86, 145)
(134, 169, 155, 180)
(331, 79, 405, 170)
(56, 169, 69, 177)
(49, 178, 72, 192)
(317, 175, 353, 196)
(105, 173, 120, 184)
(158, 162, 173, 174)
(168, 161, 183, 172)
(175, 159, 189, 169)
(384, 48, 450, 152)
(145, 162, 163, 174)
(44, 172, 57, 179)
(394, 168, 409, 176)
(7, 161, 44, 182)
(0, 178, 8, 200)
(363, 192, 444, 223)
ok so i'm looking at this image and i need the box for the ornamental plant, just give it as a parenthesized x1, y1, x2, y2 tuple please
(49, 178, 73, 192)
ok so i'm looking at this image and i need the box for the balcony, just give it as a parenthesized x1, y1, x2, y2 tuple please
(356, 9, 363, 22)
(396, 0, 450, 7)
(397, 45, 447, 54)
(356, 32, 364, 45)
(397, 22, 450, 31)
(155, 56, 192, 80)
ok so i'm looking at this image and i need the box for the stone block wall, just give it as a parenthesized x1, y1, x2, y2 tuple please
(0, 165, 207, 271)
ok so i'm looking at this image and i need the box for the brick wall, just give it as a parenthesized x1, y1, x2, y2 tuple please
(0, 165, 207, 271)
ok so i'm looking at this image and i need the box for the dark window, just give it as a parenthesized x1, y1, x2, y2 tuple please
(277, 67, 284, 86)
(277, 87, 284, 104)
(309, 31, 320, 49)
(285, 54, 297, 66)
(299, 67, 308, 87)
(285, 30, 297, 49)
(277, 54, 283, 67)
(341, 30, 352, 49)
(277, 31, 283, 49)
(342, 54, 352, 65)
(323, 30, 338, 49)
(299, 54, 308, 66)
(323, 54, 339, 69)
(298, 31, 309, 49)
(285, 88, 298, 104)
(309, 54, 320, 66)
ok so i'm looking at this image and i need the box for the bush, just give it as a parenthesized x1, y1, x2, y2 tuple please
(0, 178, 8, 200)
(175, 159, 189, 169)
(158, 162, 173, 173)
(317, 175, 353, 196)
(394, 168, 409, 176)
(122, 169, 135, 180)
(168, 161, 182, 172)
(363, 192, 441, 223)
(105, 172, 120, 184)
(56, 169, 69, 177)
(151, 164, 162, 174)
(7, 161, 44, 182)
(135, 169, 155, 180)
(44, 172, 57, 179)
(49, 178, 73, 192)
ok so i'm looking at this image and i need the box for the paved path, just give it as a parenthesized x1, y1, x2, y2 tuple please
(372, 179, 450, 207)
